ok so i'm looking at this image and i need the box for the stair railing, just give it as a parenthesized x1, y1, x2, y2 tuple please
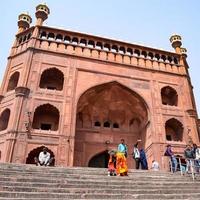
(175, 156, 197, 181)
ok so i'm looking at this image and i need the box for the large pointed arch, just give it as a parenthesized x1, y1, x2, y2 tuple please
(76, 81, 150, 115)
(74, 81, 149, 168)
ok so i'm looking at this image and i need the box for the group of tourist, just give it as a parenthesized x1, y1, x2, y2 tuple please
(183, 143, 200, 173)
(164, 143, 200, 173)
(107, 138, 158, 176)
(35, 140, 200, 176)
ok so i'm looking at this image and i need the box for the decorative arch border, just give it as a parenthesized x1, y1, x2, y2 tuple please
(33, 103, 60, 116)
(40, 67, 65, 75)
(75, 80, 151, 124)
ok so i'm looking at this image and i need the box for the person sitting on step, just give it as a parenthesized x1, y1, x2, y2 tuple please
(34, 147, 54, 166)
(151, 160, 160, 171)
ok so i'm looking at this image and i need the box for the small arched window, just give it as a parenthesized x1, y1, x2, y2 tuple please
(165, 118, 183, 141)
(39, 68, 64, 91)
(0, 108, 10, 131)
(113, 123, 119, 129)
(7, 72, 20, 92)
(94, 121, 101, 127)
(104, 121, 110, 128)
(161, 86, 178, 106)
(32, 104, 60, 131)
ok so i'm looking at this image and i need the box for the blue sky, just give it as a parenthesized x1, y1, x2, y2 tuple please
(1, 0, 200, 114)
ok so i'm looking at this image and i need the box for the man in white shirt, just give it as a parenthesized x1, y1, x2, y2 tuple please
(35, 147, 53, 166)
(151, 160, 159, 171)
(132, 141, 141, 169)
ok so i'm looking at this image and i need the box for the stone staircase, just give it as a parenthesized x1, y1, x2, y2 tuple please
(0, 163, 199, 200)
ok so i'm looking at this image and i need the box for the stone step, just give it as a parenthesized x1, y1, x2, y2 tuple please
(0, 172, 188, 181)
(0, 167, 172, 176)
(0, 180, 197, 189)
(0, 176, 196, 185)
(1, 185, 200, 194)
(1, 191, 200, 199)
(0, 197, 199, 200)
(0, 163, 172, 175)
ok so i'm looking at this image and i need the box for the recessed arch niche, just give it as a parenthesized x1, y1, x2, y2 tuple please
(74, 81, 149, 168)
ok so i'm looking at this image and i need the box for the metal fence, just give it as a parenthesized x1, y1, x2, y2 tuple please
(169, 156, 200, 181)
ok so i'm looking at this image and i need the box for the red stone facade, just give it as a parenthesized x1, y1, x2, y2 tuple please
(0, 4, 199, 168)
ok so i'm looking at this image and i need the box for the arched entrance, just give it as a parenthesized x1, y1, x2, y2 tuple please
(26, 146, 55, 166)
(74, 81, 149, 168)
(88, 150, 109, 168)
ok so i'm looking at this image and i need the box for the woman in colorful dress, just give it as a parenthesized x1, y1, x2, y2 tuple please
(116, 152, 128, 176)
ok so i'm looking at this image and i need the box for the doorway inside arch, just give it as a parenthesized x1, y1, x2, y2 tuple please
(88, 151, 109, 168)
(74, 81, 149, 168)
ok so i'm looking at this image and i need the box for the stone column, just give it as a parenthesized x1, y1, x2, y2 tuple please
(5, 87, 30, 162)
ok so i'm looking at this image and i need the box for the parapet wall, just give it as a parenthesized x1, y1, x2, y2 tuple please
(12, 26, 186, 75)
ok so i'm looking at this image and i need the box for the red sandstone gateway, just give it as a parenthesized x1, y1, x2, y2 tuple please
(0, 4, 199, 169)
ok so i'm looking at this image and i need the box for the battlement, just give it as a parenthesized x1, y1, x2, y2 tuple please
(12, 25, 187, 75)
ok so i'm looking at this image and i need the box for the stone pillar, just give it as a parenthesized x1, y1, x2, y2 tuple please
(5, 87, 30, 162)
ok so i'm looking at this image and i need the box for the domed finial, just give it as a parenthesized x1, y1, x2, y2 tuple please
(180, 47, 187, 58)
(18, 13, 32, 33)
(35, 3, 50, 26)
(169, 34, 182, 54)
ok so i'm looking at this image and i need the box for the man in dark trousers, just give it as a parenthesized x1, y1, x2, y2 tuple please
(132, 140, 141, 169)
(164, 144, 177, 172)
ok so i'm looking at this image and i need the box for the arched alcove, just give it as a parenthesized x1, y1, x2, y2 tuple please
(165, 118, 183, 141)
(161, 86, 178, 106)
(32, 104, 60, 131)
(26, 146, 55, 166)
(7, 72, 20, 92)
(88, 151, 109, 168)
(0, 108, 10, 131)
(74, 81, 149, 167)
(39, 68, 64, 91)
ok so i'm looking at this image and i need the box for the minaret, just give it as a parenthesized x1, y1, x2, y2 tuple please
(169, 34, 182, 54)
(180, 47, 187, 58)
(35, 3, 50, 26)
(17, 13, 32, 34)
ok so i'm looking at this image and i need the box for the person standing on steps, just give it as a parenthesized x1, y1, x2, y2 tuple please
(184, 145, 194, 173)
(132, 140, 141, 169)
(116, 139, 128, 176)
(118, 139, 128, 158)
(140, 148, 148, 170)
(164, 144, 177, 173)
